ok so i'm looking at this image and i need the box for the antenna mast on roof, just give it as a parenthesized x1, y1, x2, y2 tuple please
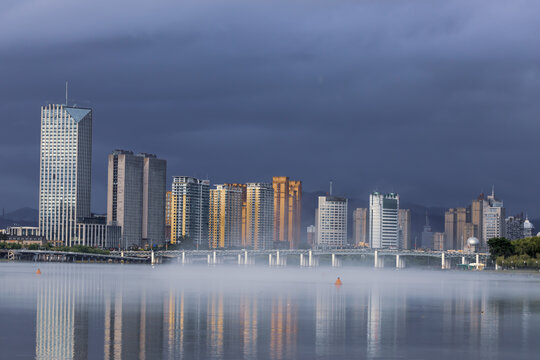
(65, 81, 68, 106)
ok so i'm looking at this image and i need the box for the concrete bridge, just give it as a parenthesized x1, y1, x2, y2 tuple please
(112, 249, 490, 269)
(0, 249, 148, 264)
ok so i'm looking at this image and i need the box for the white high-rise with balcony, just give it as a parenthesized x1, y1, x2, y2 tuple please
(369, 192, 400, 248)
(209, 185, 243, 249)
(316, 196, 348, 248)
(39, 105, 92, 245)
(246, 183, 274, 249)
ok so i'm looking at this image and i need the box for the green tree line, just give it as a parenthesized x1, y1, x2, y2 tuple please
(0, 241, 109, 255)
(488, 237, 540, 269)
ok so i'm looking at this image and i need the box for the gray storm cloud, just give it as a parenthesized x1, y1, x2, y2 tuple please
(1, 0, 539, 215)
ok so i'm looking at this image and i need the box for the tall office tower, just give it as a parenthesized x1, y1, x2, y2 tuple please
(444, 207, 469, 250)
(107, 150, 143, 248)
(353, 208, 368, 247)
(397, 209, 411, 249)
(245, 183, 274, 249)
(482, 189, 505, 246)
(165, 191, 172, 241)
(421, 213, 433, 249)
(171, 177, 210, 247)
(369, 192, 399, 249)
(470, 194, 487, 240)
(224, 183, 248, 246)
(39, 105, 92, 245)
(433, 232, 446, 251)
(272, 177, 302, 249)
(209, 185, 243, 249)
(107, 150, 166, 248)
(141, 154, 167, 247)
(316, 196, 348, 248)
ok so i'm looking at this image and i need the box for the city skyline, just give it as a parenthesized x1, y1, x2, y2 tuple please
(2, 1, 540, 217)
(27, 102, 535, 250)
(3, 2, 540, 359)
(3, 98, 538, 222)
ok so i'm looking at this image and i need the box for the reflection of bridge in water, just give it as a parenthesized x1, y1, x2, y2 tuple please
(112, 249, 490, 269)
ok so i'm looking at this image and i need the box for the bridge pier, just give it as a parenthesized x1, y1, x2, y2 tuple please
(441, 253, 451, 269)
(396, 255, 405, 269)
(151, 250, 155, 265)
(269, 251, 286, 266)
(208, 251, 220, 265)
(238, 250, 253, 265)
(374, 251, 384, 268)
(309, 250, 318, 267)
(331, 254, 342, 267)
(299, 253, 309, 267)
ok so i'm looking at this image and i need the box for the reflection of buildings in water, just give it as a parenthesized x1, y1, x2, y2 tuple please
(366, 287, 381, 358)
(207, 292, 224, 358)
(159, 289, 302, 360)
(521, 298, 530, 349)
(344, 291, 368, 350)
(479, 289, 499, 352)
(315, 287, 346, 357)
(103, 287, 164, 360)
(441, 283, 500, 355)
(35, 271, 93, 360)
(269, 295, 297, 360)
(163, 290, 184, 357)
(162, 289, 210, 359)
(241, 294, 258, 359)
(284, 296, 298, 359)
(36, 276, 77, 360)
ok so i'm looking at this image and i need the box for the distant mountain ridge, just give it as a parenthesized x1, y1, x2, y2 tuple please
(0, 207, 38, 228)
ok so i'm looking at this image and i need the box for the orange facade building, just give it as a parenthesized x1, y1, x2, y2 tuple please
(272, 177, 302, 249)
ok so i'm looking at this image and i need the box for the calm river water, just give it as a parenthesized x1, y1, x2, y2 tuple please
(1, 263, 539, 359)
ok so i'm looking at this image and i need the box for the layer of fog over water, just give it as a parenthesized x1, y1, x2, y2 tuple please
(1, 263, 540, 359)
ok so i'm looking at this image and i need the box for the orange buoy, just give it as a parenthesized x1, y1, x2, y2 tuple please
(36, 269, 41, 275)
(334, 277, 342, 286)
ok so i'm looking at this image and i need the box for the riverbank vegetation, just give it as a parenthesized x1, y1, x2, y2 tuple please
(488, 237, 540, 269)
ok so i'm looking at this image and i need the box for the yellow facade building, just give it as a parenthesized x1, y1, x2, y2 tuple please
(209, 185, 243, 249)
(165, 191, 172, 241)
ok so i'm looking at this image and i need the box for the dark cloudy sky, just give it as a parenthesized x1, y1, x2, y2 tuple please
(1, 0, 539, 216)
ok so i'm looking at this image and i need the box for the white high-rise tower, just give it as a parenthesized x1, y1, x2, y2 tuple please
(39, 104, 92, 245)
(369, 192, 400, 248)
(246, 183, 274, 249)
(316, 196, 348, 248)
